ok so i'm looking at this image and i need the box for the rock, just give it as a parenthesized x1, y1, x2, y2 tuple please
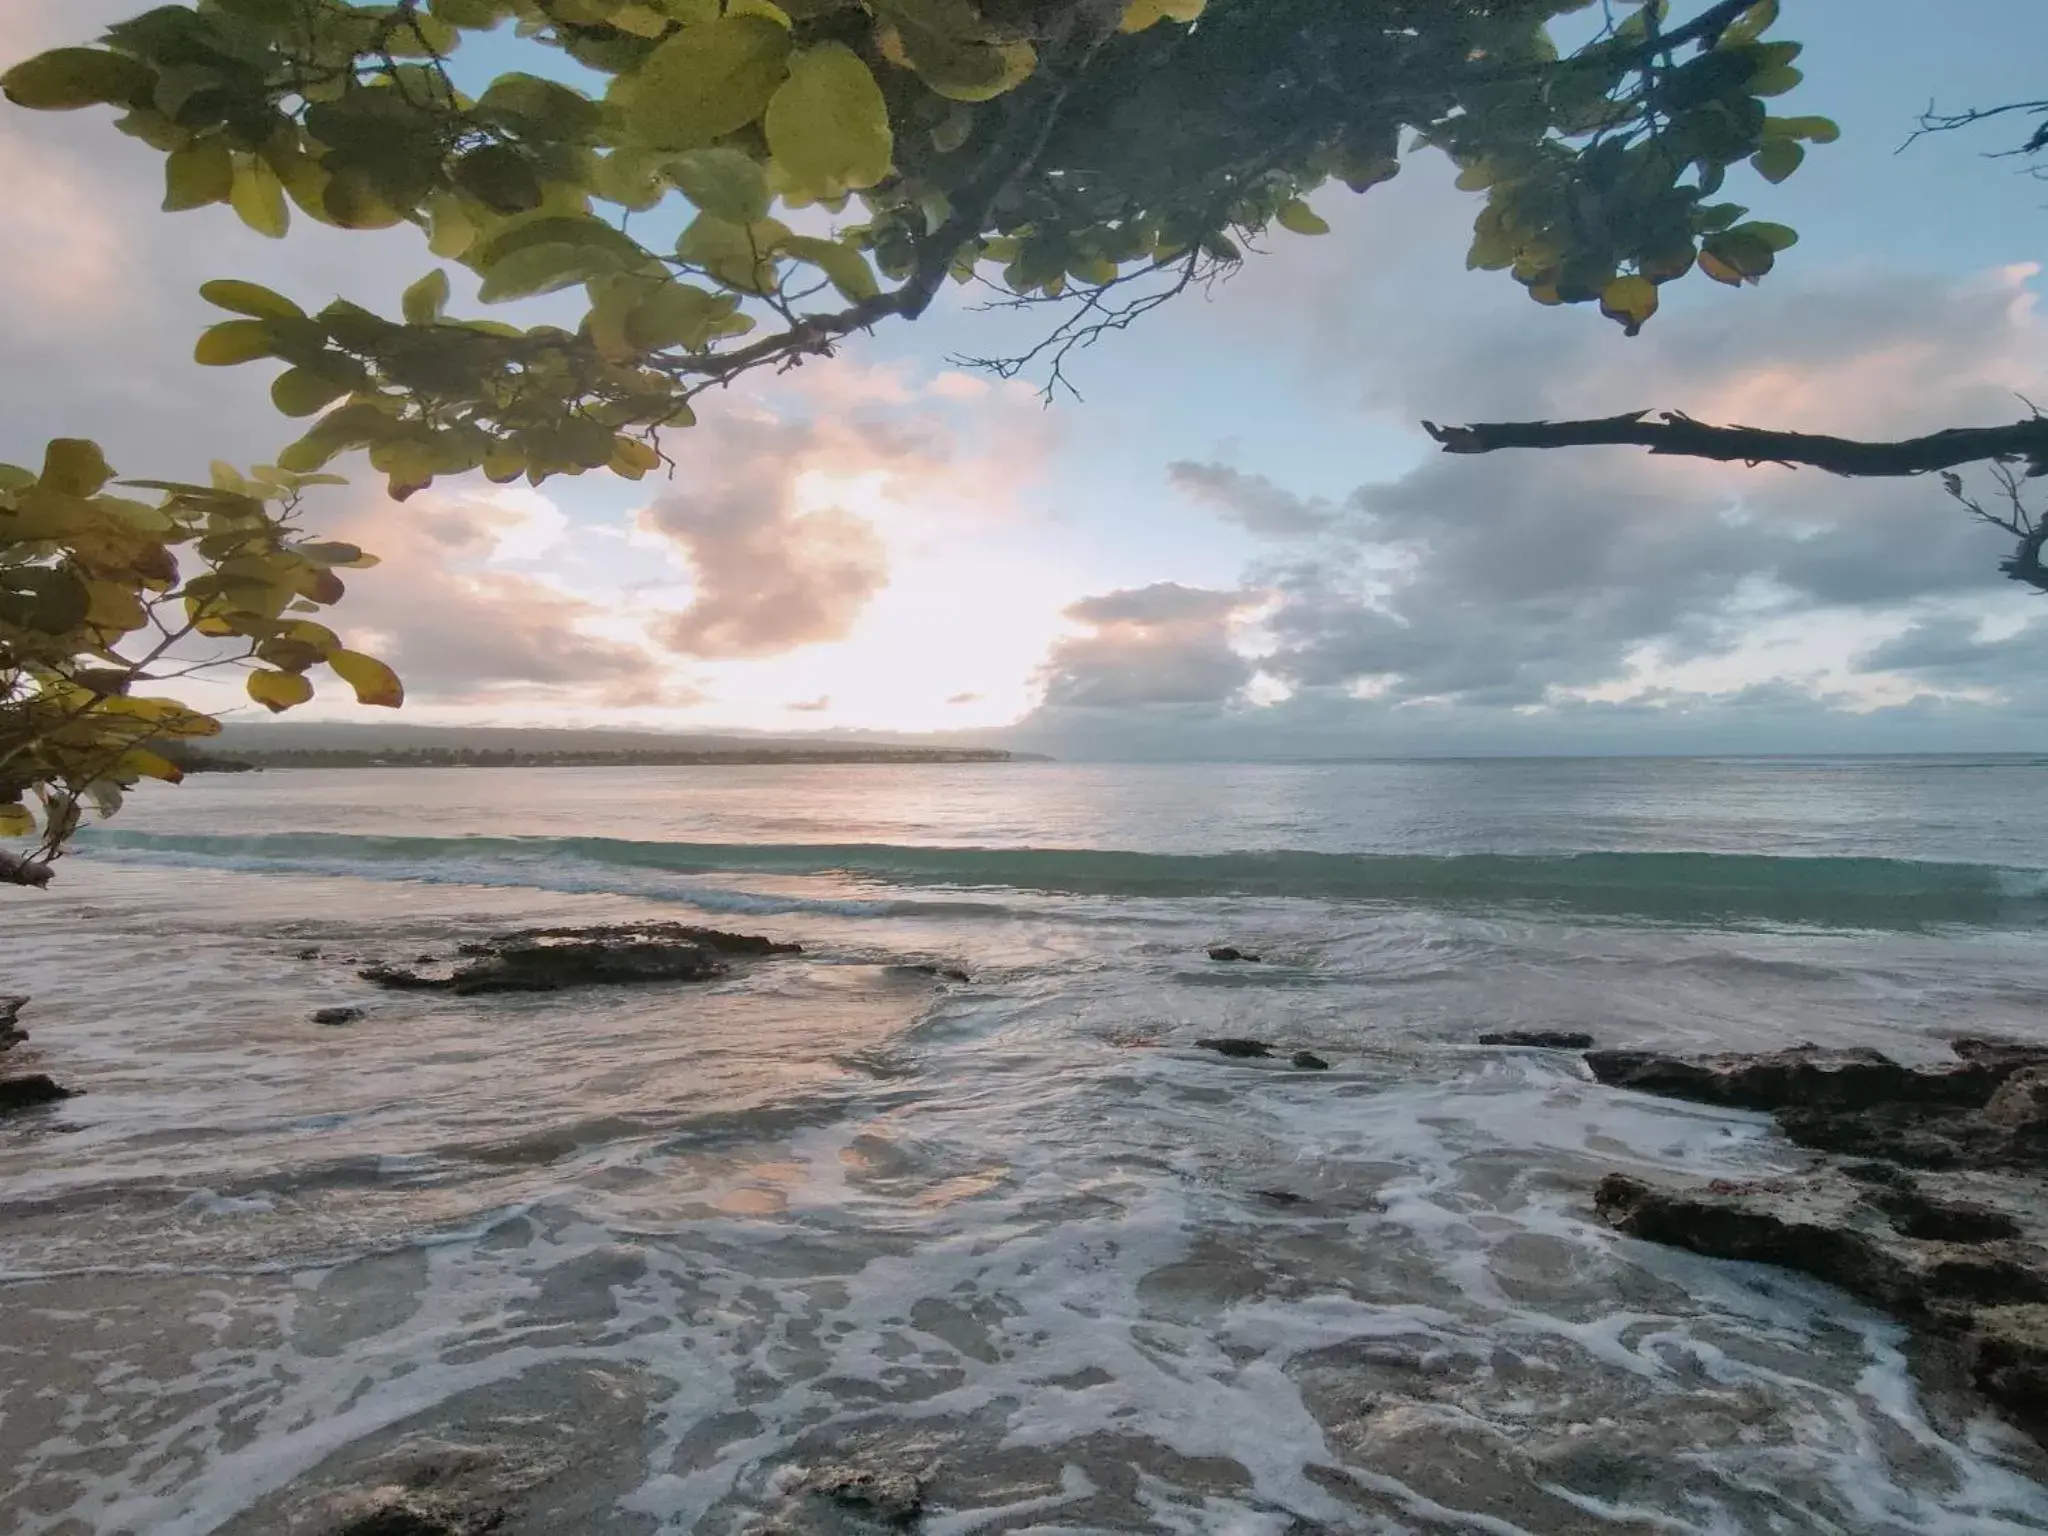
(1479, 1030, 1595, 1049)
(362, 923, 797, 997)
(0, 995, 27, 1053)
(898, 962, 971, 983)
(0, 1075, 75, 1114)
(1595, 1170, 2048, 1320)
(1775, 1101, 2048, 1171)
(785, 1459, 930, 1527)
(295, 947, 322, 961)
(314, 1006, 365, 1026)
(1207, 946, 1262, 963)
(1255, 1189, 1309, 1206)
(415, 954, 438, 966)
(1964, 1304, 2048, 1433)
(1195, 1037, 1274, 1059)
(1585, 1044, 2014, 1113)
(1987, 1066, 2048, 1129)
(1292, 1051, 1331, 1071)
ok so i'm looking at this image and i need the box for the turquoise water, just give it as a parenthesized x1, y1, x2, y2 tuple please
(6, 758, 2048, 1532)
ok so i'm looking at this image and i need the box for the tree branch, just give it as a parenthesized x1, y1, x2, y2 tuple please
(1421, 410, 2048, 478)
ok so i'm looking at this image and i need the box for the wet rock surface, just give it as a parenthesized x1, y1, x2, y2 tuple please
(1195, 1037, 1275, 1059)
(0, 994, 26, 1053)
(1479, 1030, 1595, 1049)
(360, 924, 800, 997)
(315, 1006, 366, 1027)
(1291, 1051, 1331, 1071)
(1206, 946, 1261, 963)
(0, 1074, 75, 1114)
(1590, 1035, 2048, 1443)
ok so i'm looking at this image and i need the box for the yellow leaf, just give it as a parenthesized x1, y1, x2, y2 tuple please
(1276, 198, 1329, 236)
(610, 435, 661, 478)
(40, 438, 113, 496)
(0, 804, 34, 838)
(84, 580, 147, 636)
(612, 14, 791, 151)
(327, 649, 405, 708)
(1120, 0, 1204, 32)
(782, 235, 880, 303)
(766, 44, 893, 199)
(230, 154, 289, 238)
(119, 747, 185, 784)
(247, 669, 314, 713)
(2, 47, 154, 111)
(403, 268, 451, 324)
(199, 279, 305, 321)
(677, 213, 790, 293)
(1599, 274, 1659, 335)
(609, 2, 672, 36)
(194, 320, 275, 366)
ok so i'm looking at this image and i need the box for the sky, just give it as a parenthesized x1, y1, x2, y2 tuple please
(5, 1, 2048, 758)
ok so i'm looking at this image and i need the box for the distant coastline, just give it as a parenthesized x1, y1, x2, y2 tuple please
(173, 746, 1042, 772)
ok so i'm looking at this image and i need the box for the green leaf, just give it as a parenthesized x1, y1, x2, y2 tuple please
(229, 154, 289, 237)
(613, 14, 791, 151)
(247, 669, 314, 712)
(1717, 0, 1778, 48)
(677, 213, 790, 293)
(766, 43, 893, 198)
(1751, 137, 1803, 184)
(325, 655, 405, 716)
(1276, 198, 1330, 236)
(1770, 114, 1840, 143)
(164, 137, 234, 210)
(451, 144, 543, 215)
(193, 320, 276, 366)
(625, 280, 736, 351)
(271, 367, 353, 417)
(2, 47, 154, 111)
(477, 243, 624, 302)
(667, 147, 772, 224)
(783, 234, 880, 302)
(199, 279, 305, 321)
(40, 439, 114, 497)
(1733, 219, 1798, 252)
(402, 268, 451, 324)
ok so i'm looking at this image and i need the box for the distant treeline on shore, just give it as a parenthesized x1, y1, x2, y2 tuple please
(171, 745, 1036, 772)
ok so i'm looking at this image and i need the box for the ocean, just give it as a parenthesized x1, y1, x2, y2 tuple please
(6, 756, 2048, 1533)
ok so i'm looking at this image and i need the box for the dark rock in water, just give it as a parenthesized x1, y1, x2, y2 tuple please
(0, 995, 27, 1053)
(313, 1006, 365, 1027)
(1255, 1188, 1309, 1206)
(898, 962, 971, 983)
(1965, 1305, 2048, 1435)
(1987, 1066, 2048, 1130)
(0, 1075, 75, 1114)
(1480, 1030, 1595, 1049)
(414, 954, 438, 966)
(1196, 1037, 1274, 1059)
(1776, 1101, 2048, 1171)
(1292, 1051, 1331, 1071)
(1585, 1044, 2020, 1113)
(1207, 946, 1262, 963)
(362, 922, 797, 997)
(786, 1458, 931, 1526)
(295, 947, 322, 961)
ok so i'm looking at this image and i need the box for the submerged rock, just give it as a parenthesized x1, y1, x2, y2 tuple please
(1195, 1037, 1275, 1059)
(1206, 946, 1262, 963)
(1480, 1030, 1595, 1049)
(313, 1006, 365, 1027)
(1584, 1043, 2034, 1113)
(1589, 1035, 2048, 1444)
(784, 1459, 931, 1526)
(362, 923, 799, 997)
(0, 995, 27, 1053)
(893, 962, 971, 983)
(1292, 1051, 1331, 1071)
(0, 1074, 75, 1114)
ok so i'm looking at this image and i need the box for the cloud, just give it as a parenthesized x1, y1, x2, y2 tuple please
(1167, 461, 1336, 537)
(1038, 582, 1259, 709)
(946, 692, 983, 706)
(323, 486, 673, 704)
(786, 695, 832, 712)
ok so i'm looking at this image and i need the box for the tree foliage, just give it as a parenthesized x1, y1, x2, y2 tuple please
(5, 0, 1827, 499)
(0, 446, 399, 884)
(3, 0, 1831, 878)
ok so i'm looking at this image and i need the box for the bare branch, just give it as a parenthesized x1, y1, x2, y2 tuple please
(1422, 410, 2048, 478)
